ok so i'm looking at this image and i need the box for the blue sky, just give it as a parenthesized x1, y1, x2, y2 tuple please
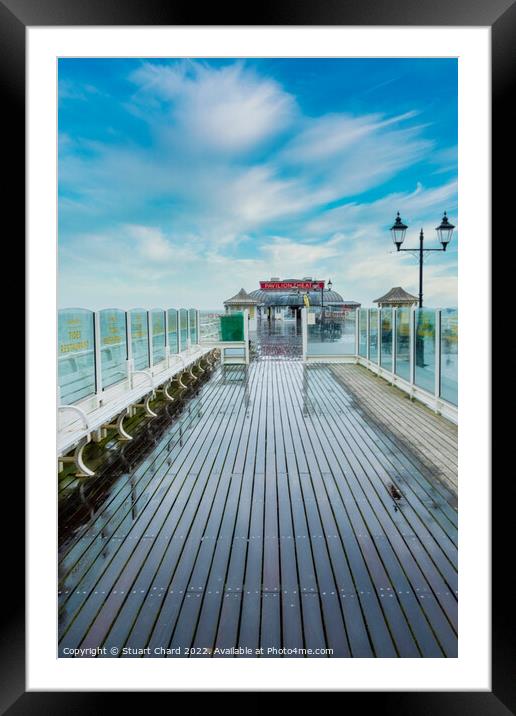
(58, 58, 457, 309)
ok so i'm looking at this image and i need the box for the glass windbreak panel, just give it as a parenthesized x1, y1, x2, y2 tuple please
(369, 308, 379, 363)
(99, 309, 127, 390)
(306, 308, 356, 355)
(380, 308, 393, 371)
(179, 309, 188, 351)
(414, 309, 436, 393)
(189, 308, 198, 345)
(358, 309, 368, 357)
(151, 309, 166, 365)
(220, 313, 244, 341)
(58, 309, 95, 405)
(395, 307, 411, 381)
(440, 308, 458, 405)
(199, 311, 222, 342)
(130, 310, 149, 370)
(167, 309, 179, 353)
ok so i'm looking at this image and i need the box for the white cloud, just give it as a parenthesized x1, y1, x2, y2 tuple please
(130, 61, 296, 153)
(59, 60, 457, 310)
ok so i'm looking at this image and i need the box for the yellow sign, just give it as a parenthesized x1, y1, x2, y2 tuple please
(303, 294, 310, 307)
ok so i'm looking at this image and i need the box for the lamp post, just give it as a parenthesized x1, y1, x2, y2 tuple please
(390, 212, 455, 308)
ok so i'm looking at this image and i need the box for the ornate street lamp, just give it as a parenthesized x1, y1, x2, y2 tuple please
(435, 211, 455, 250)
(390, 212, 408, 249)
(390, 211, 456, 307)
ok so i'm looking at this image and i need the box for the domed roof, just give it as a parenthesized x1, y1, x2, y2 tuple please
(248, 288, 358, 307)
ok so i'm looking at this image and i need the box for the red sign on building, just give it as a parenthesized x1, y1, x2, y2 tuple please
(259, 280, 325, 291)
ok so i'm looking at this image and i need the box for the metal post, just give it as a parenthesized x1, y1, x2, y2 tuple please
(419, 229, 424, 308)
(93, 311, 102, 405)
(126, 311, 133, 387)
(301, 307, 306, 362)
(434, 308, 442, 410)
(409, 305, 415, 391)
(392, 308, 397, 383)
(355, 308, 359, 360)
(147, 310, 153, 372)
(244, 308, 250, 365)
(366, 308, 370, 362)
(377, 308, 381, 367)
(164, 309, 170, 367)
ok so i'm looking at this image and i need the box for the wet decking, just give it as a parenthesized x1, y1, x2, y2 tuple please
(58, 350, 458, 658)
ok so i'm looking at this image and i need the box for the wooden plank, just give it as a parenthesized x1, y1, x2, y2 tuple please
(59, 371, 241, 651)
(294, 364, 457, 656)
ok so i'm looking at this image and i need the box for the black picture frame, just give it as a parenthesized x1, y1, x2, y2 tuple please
(5, 0, 511, 709)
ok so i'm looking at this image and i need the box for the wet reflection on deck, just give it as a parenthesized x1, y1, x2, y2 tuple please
(251, 318, 302, 361)
(58, 360, 457, 658)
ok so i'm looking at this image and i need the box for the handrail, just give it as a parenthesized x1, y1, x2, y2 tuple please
(58, 404, 90, 430)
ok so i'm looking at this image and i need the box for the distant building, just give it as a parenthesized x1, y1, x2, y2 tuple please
(373, 286, 418, 308)
(248, 277, 360, 322)
(223, 288, 259, 330)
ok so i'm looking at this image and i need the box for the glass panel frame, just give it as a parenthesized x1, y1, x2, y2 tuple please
(380, 308, 393, 371)
(129, 309, 149, 370)
(151, 309, 166, 366)
(99, 308, 127, 390)
(199, 311, 222, 342)
(358, 309, 368, 357)
(306, 307, 357, 356)
(369, 308, 379, 363)
(167, 308, 179, 354)
(414, 308, 436, 394)
(395, 307, 411, 381)
(179, 309, 188, 351)
(440, 308, 458, 406)
(189, 308, 198, 345)
(58, 308, 96, 405)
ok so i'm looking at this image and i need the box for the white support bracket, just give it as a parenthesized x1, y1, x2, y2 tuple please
(59, 436, 95, 477)
(157, 380, 175, 402)
(132, 392, 158, 418)
(58, 404, 90, 431)
(174, 371, 189, 391)
(188, 365, 198, 382)
(103, 408, 133, 441)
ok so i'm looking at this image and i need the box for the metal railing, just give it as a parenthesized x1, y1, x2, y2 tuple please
(199, 309, 249, 365)
(302, 306, 457, 422)
(58, 307, 202, 407)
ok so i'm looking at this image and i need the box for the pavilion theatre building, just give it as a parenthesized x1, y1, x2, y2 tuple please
(224, 278, 360, 327)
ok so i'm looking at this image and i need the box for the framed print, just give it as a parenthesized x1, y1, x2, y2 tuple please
(4, 0, 512, 707)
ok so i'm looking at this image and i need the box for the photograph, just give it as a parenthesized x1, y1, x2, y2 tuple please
(56, 56, 459, 659)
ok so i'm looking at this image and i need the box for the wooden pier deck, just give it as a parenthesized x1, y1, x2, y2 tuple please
(58, 360, 458, 658)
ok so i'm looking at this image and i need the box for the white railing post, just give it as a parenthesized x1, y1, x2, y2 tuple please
(409, 305, 416, 392)
(302, 307, 307, 362)
(164, 309, 170, 367)
(126, 311, 134, 388)
(366, 308, 370, 362)
(392, 308, 397, 384)
(147, 310, 154, 372)
(377, 308, 381, 366)
(355, 308, 359, 360)
(93, 311, 102, 406)
(244, 309, 250, 365)
(435, 308, 442, 411)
